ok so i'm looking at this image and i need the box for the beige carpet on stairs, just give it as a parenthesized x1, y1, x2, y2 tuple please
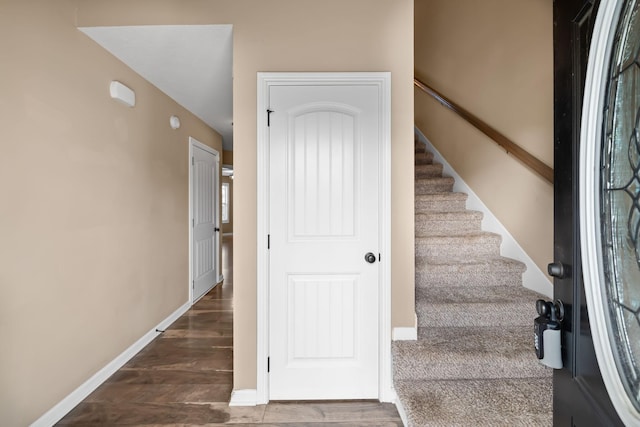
(392, 141, 553, 427)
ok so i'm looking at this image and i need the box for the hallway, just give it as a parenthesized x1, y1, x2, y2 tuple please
(57, 237, 402, 425)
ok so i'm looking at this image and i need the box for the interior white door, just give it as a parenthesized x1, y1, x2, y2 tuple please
(268, 84, 380, 400)
(192, 144, 219, 302)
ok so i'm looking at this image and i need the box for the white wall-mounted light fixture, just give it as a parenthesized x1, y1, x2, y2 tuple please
(169, 115, 181, 130)
(109, 81, 135, 107)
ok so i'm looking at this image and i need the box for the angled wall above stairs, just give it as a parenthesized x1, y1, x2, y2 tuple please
(415, 0, 553, 284)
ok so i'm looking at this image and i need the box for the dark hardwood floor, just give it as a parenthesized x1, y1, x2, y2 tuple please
(57, 236, 402, 426)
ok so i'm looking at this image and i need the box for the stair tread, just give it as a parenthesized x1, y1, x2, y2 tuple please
(393, 326, 551, 380)
(415, 163, 443, 173)
(395, 378, 552, 427)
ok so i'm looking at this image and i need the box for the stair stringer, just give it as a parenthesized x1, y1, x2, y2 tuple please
(414, 127, 552, 298)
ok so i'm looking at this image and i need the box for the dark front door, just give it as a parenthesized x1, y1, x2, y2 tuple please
(553, 0, 624, 424)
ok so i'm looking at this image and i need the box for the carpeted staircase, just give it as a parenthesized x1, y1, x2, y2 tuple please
(392, 141, 553, 426)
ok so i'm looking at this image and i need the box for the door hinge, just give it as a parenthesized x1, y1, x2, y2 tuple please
(267, 357, 270, 373)
(192, 280, 194, 288)
(379, 253, 381, 262)
(267, 109, 274, 127)
(268, 234, 270, 249)
(192, 157, 194, 165)
(192, 218, 194, 227)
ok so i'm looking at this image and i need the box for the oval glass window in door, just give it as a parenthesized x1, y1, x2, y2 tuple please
(582, 0, 640, 424)
(602, 0, 640, 414)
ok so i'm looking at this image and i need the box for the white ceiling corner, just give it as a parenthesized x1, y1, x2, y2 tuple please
(79, 25, 234, 151)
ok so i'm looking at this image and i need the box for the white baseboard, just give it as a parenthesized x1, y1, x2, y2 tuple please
(31, 301, 191, 427)
(392, 312, 418, 341)
(394, 389, 409, 427)
(379, 384, 398, 404)
(228, 387, 397, 407)
(218, 274, 224, 284)
(415, 127, 553, 298)
(229, 389, 258, 406)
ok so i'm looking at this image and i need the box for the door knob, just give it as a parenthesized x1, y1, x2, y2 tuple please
(547, 262, 568, 278)
(214, 227, 220, 232)
(364, 252, 377, 264)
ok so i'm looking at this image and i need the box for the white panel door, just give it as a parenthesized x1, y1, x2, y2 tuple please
(192, 144, 219, 302)
(269, 84, 380, 400)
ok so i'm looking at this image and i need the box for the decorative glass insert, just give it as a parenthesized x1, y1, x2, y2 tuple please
(601, 0, 640, 411)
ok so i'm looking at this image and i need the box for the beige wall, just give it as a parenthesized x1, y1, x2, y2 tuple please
(3, 0, 414, 423)
(0, 1, 223, 424)
(223, 149, 233, 166)
(415, 0, 553, 277)
(77, 0, 414, 395)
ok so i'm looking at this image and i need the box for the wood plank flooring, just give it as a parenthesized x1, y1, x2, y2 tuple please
(57, 237, 402, 426)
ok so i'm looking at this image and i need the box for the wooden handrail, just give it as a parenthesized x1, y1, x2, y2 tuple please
(414, 78, 554, 184)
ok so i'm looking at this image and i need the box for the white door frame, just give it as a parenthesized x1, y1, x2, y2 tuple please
(189, 136, 222, 305)
(256, 72, 392, 404)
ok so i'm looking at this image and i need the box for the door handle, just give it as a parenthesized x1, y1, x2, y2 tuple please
(214, 227, 220, 232)
(364, 252, 377, 264)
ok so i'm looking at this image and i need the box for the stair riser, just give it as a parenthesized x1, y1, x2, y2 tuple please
(414, 149, 433, 158)
(415, 219, 482, 236)
(415, 158, 434, 166)
(415, 198, 466, 212)
(416, 271, 523, 288)
(416, 302, 536, 327)
(415, 179, 454, 194)
(415, 153, 434, 165)
(415, 239, 500, 262)
(415, 164, 443, 178)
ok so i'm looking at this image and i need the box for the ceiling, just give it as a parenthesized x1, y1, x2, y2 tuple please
(79, 25, 234, 152)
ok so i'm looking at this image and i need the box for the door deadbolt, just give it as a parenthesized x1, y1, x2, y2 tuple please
(364, 252, 377, 264)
